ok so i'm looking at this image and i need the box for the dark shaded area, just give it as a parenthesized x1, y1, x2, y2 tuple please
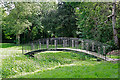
(2, 30, 15, 43)
(1, 43, 16, 48)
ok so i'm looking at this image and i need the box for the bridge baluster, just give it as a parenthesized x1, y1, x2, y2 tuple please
(54, 40, 57, 49)
(63, 40, 65, 47)
(50, 39, 52, 47)
(31, 43, 34, 50)
(103, 46, 106, 55)
(72, 40, 74, 48)
(86, 43, 89, 51)
(69, 39, 71, 47)
(39, 41, 41, 49)
(75, 40, 78, 49)
(103, 46, 106, 60)
(81, 40, 84, 49)
(92, 42, 95, 51)
(59, 39, 60, 47)
(98, 47, 101, 54)
(65, 40, 67, 47)
(43, 39, 44, 48)
(46, 39, 49, 49)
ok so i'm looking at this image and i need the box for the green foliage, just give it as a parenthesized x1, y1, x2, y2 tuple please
(72, 2, 120, 48)
(41, 2, 77, 37)
(57, 2, 77, 37)
(2, 2, 54, 42)
(41, 10, 58, 37)
(1, 2, 120, 48)
(75, 3, 112, 41)
(2, 3, 31, 35)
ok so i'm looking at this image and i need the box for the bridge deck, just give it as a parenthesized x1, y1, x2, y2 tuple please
(24, 48, 119, 61)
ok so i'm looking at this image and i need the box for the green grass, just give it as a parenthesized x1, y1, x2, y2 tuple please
(0, 43, 16, 48)
(17, 61, 118, 78)
(107, 55, 120, 59)
(2, 51, 95, 78)
(1, 43, 119, 78)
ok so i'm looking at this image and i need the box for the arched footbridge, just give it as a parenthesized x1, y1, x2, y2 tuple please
(22, 37, 119, 61)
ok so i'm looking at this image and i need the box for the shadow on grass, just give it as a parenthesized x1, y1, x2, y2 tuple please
(0, 43, 16, 48)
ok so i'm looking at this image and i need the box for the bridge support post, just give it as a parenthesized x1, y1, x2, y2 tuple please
(43, 39, 44, 48)
(63, 40, 65, 47)
(75, 40, 78, 49)
(103, 46, 106, 60)
(50, 39, 52, 47)
(31, 43, 34, 50)
(81, 40, 84, 49)
(39, 41, 41, 49)
(46, 39, 49, 49)
(92, 42, 95, 51)
(72, 40, 74, 48)
(86, 43, 89, 51)
(55, 40, 57, 49)
(98, 47, 101, 55)
(65, 40, 67, 47)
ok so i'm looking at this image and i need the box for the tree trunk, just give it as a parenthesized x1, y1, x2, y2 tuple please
(112, 1, 119, 47)
(16, 34, 20, 45)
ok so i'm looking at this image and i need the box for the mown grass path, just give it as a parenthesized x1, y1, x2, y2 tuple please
(10, 63, 76, 78)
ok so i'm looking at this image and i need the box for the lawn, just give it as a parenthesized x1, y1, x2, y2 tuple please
(17, 61, 118, 78)
(0, 43, 119, 78)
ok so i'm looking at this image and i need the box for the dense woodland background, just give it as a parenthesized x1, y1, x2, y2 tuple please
(1, 2, 120, 49)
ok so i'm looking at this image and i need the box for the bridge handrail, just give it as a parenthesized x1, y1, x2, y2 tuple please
(22, 37, 113, 59)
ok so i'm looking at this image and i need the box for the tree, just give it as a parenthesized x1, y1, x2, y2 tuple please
(2, 3, 32, 44)
(2, 2, 46, 43)
(57, 2, 77, 37)
(41, 10, 59, 37)
(116, 2, 120, 48)
(41, 2, 77, 37)
(112, 1, 119, 48)
(71, 2, 120, 48)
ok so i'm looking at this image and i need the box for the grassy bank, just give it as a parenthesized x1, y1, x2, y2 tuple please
(1, 43, 119, 78)
(17, 61, 118, 78)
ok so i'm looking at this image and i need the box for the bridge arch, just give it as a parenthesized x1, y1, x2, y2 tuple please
(23, 37, 118, 61)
